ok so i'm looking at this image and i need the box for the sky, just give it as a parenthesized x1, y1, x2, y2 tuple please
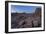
(11, 5, 41, 13)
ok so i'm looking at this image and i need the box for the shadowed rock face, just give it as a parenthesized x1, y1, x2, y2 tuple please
(11, 8, 41, 28)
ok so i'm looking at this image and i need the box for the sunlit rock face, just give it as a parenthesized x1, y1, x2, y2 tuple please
(11, 8, 41, 28)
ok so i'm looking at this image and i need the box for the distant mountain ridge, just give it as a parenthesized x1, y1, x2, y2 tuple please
(11, 8, 41, 17)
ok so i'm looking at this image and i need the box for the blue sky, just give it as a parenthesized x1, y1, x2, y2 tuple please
(11, 5, 41, 13)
